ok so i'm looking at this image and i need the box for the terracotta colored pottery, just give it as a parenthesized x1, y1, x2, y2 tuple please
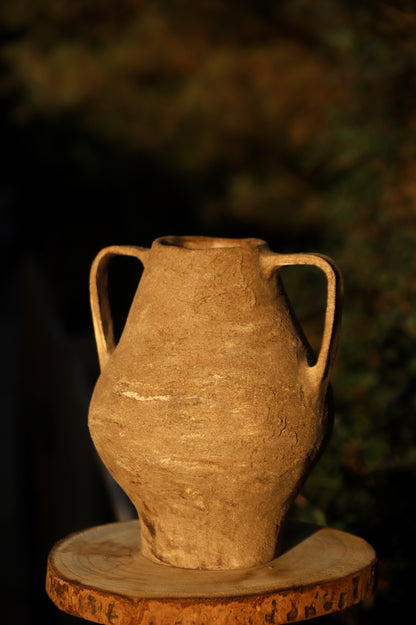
(88, 236, 343, 570)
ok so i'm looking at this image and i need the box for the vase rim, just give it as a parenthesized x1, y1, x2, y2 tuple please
(154, 235, 267, 251)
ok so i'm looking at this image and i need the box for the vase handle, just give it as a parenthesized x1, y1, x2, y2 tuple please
(262, 252, 343, 389)
(89, 245, 150, 371)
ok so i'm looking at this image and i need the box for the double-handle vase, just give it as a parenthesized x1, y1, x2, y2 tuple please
(88, 236, 343, 570)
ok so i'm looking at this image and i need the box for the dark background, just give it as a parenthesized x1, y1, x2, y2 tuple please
(1, 1, 416, 623)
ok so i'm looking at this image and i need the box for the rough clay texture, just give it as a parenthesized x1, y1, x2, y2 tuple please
(88, 236, 343, 570)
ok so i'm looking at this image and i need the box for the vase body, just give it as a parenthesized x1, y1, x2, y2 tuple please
(88, 236, 342, 570)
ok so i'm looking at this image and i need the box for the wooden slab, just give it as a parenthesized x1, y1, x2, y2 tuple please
(46, 520, 377, 624)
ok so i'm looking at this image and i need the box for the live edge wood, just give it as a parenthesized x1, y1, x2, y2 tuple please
(46, 520, 377, 625)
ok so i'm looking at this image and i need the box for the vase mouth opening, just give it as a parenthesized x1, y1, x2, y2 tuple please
(156, 236, 267, 250)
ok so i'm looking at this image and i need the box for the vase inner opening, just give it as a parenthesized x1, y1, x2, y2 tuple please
(158, 236, 265, 250)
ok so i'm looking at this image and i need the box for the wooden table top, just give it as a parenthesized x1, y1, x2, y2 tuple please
(46, 520, 377, 624)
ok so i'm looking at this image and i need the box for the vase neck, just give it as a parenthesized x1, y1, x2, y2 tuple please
(149, 236, 270, 270)
(154, 235, 267, 251)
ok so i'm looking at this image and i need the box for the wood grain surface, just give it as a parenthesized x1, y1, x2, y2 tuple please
(46, 520, 377, 624)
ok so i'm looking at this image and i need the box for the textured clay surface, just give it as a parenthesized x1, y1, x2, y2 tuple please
(88, 236, 343, 569)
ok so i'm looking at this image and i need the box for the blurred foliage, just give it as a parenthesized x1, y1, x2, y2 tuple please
(2, 1, 416, 623)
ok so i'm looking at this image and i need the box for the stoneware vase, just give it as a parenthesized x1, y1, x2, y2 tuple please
(88, 236, 343, 570)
